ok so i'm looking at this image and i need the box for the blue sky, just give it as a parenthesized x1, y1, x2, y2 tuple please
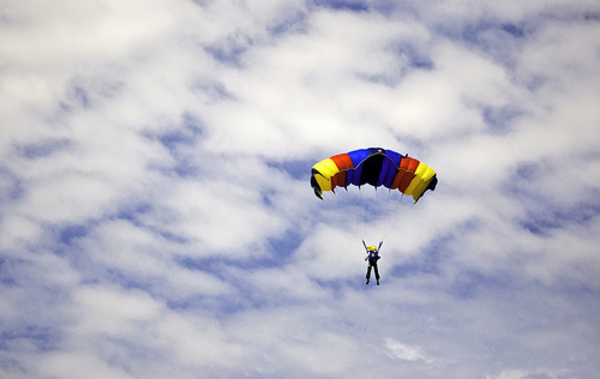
(1, 0, 600, 377)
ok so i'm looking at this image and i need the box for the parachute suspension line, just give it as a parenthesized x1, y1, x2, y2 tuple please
(379, 193, 416, 244)
(382, 188, 398, 242)
(357, 185, 366, 242)
(376, 185, 382, 223)
(339, 184, 365, 242)
(379, 194, 397, 244)
(392, 191, 406, 214)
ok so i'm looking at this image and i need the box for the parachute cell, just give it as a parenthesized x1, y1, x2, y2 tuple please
(310, 147, 438, 202)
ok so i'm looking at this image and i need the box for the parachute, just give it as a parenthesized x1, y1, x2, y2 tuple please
(310, 147, 438, 202)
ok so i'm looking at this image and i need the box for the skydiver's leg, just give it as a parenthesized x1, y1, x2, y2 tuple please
(366, 265, 372, 284)
(374, 264, 380, 285)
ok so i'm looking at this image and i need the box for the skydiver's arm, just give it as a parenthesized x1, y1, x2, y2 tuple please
(378, 241, 383, 251)
(363, 240, 370, 260)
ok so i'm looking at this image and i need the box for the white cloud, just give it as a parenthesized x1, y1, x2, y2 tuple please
(1, 1, 600, 378)
(385, 338, 432, 363)
(36, 352, 133, 379)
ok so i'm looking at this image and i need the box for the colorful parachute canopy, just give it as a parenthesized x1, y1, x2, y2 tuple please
(310, 147, 438, 202)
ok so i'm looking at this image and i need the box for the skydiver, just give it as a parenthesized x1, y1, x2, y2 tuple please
(363, 240, 383, 285)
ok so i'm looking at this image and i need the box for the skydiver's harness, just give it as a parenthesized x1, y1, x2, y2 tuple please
(367, 252, 380, 266)
(363, 240, 383, 266)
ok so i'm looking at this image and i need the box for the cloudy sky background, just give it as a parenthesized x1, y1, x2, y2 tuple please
(2, 0, 600, 377)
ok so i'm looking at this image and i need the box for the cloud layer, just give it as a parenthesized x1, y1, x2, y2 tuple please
(2, 1, 600, 378)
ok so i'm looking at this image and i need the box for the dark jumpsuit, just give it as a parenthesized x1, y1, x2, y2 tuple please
(366, 250, 380, 284)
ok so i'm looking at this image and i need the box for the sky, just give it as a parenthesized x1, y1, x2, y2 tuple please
(1, 0, 600, 378)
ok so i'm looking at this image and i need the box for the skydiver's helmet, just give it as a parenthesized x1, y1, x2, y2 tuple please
(367, 246, 379, 259)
